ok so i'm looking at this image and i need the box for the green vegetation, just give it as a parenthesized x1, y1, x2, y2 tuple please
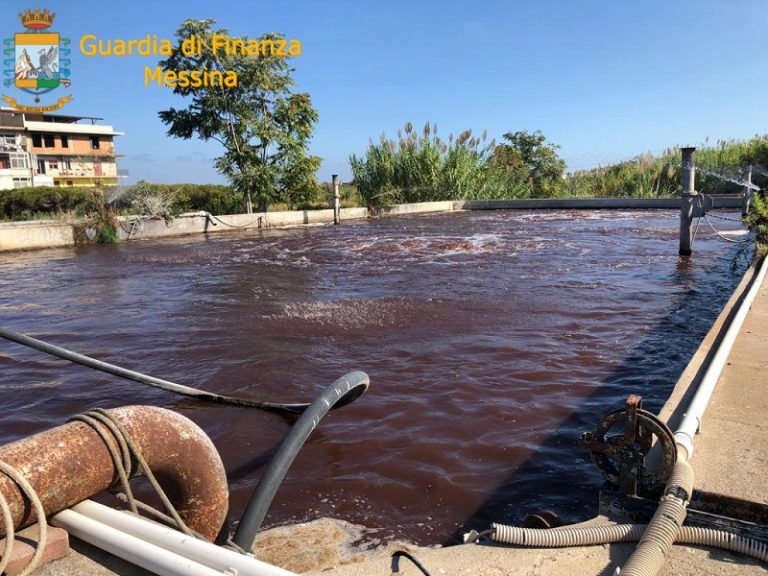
(746, 192, 768, 252)
(158, 19, 321, 213)
(490, 130, 566, 197)
(350, 122, 548, 205)
(0, 183, 242, 222)
(3, 135, 768, 252)
(94, 208, 119, 244)
(0, 181, 358, 222)
(0, 187, 104, 221)
(349, 129, 768, 202)
(563, 137, 768, 199)
(112, 182, 243, 217)
(562, 154, 680, 198)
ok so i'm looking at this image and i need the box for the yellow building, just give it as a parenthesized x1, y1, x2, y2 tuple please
(0, 108, 123, 190)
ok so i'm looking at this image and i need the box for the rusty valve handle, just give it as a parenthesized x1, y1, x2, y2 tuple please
(0, 406, 229, 541)
(581, 395, 677, 496)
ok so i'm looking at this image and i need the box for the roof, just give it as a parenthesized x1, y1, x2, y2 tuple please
(0, 108, 121, 135)
(24, 121, 123, 136)
(0, 108, 106, 124)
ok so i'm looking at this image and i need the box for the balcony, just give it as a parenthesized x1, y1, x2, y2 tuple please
(0, 167, 32, 176)
(55, 170, 101, 178)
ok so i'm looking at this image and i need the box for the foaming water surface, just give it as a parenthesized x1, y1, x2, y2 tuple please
(0, 210, 754, 544)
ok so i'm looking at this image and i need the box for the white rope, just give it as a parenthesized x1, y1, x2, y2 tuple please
(703, 213, 753, 244)
(696, 194, 753, 245)
(0, 461, 48, 576)
(0, 491, 14, 575)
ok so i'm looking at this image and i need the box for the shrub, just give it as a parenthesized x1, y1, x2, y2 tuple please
(0, 186, 103, 220)
(350, 122, 528, 205)
(746, 192, 768, 248)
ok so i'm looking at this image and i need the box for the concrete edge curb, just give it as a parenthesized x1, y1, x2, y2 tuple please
(657, 253, 767, 428)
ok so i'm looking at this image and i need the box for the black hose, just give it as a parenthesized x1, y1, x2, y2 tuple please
(0, 326, 367, 415)
(391, 550, 433, 576)
(232, 371, 370, 550)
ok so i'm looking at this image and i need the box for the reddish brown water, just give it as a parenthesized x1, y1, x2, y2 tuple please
(0, 210, 753, 544)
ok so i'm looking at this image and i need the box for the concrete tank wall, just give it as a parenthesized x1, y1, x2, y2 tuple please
(0, 196, 747, 252)
(0, 220, 74, 252)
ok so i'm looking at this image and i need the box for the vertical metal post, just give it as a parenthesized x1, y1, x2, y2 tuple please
(332, 174, 340, 225)
(742, 164, 753, 218)
(679, 147, 697, 256)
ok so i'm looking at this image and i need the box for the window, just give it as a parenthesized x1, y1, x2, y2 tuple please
(90, 136, 100, 150)
(37, 160, 46, 175)
(60, 134, 69, 148)
(1, 134, 15, 146)
(0, 156, 9, 169)
(43, 134, 55, 147)
(62, 158, 71, 170)
(12, 177, 31, 188)
(66, 180, 73, 186)
(48, 160, 59, 170)
(32, 134, 42, 148)
(10, 153, 28, 169)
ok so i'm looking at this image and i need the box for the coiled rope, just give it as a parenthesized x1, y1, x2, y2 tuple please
(0, 461, 48, 576)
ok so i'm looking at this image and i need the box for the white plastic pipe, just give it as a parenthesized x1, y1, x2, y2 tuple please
(52, 508, 225, 576)
(674, 255, 768, 459)
(69, 500, 297, 576)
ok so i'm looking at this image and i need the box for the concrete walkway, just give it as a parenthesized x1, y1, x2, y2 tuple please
(691, 272, 768, 504)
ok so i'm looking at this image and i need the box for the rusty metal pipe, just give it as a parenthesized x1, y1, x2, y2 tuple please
(0, 406, 228, 541)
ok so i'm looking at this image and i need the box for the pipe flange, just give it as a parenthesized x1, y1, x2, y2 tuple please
(581, 395, 677, 495)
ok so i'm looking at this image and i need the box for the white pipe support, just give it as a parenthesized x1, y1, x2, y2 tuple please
(69, 500, 298, 576)
(52, 509, 225, 576)
(674, 255, 768, 459)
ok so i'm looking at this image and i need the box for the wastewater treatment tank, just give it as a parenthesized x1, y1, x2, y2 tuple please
(0, 209, 754, 544)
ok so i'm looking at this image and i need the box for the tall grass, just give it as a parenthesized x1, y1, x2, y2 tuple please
(350, 122, 528, 205)
(350, 127, 768, 203)
(563, 153, 681, 198)
(564, 135, 768, 198)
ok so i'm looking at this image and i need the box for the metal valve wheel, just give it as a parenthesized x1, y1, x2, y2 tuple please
(581, 395, 677, 496)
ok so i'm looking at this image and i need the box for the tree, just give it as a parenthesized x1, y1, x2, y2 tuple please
(158, 19, 321, 213)
(491, 130, 565, 196)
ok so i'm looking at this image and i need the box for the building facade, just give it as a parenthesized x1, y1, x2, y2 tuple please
(0, 108, 122, 190)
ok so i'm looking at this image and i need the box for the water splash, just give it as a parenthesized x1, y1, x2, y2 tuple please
(696, 167, 760, 191)
(106, 185, 134, 205)
(748, 164, 768, 179)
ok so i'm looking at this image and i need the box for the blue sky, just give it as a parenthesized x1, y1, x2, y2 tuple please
(3, 0, 767, 184)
